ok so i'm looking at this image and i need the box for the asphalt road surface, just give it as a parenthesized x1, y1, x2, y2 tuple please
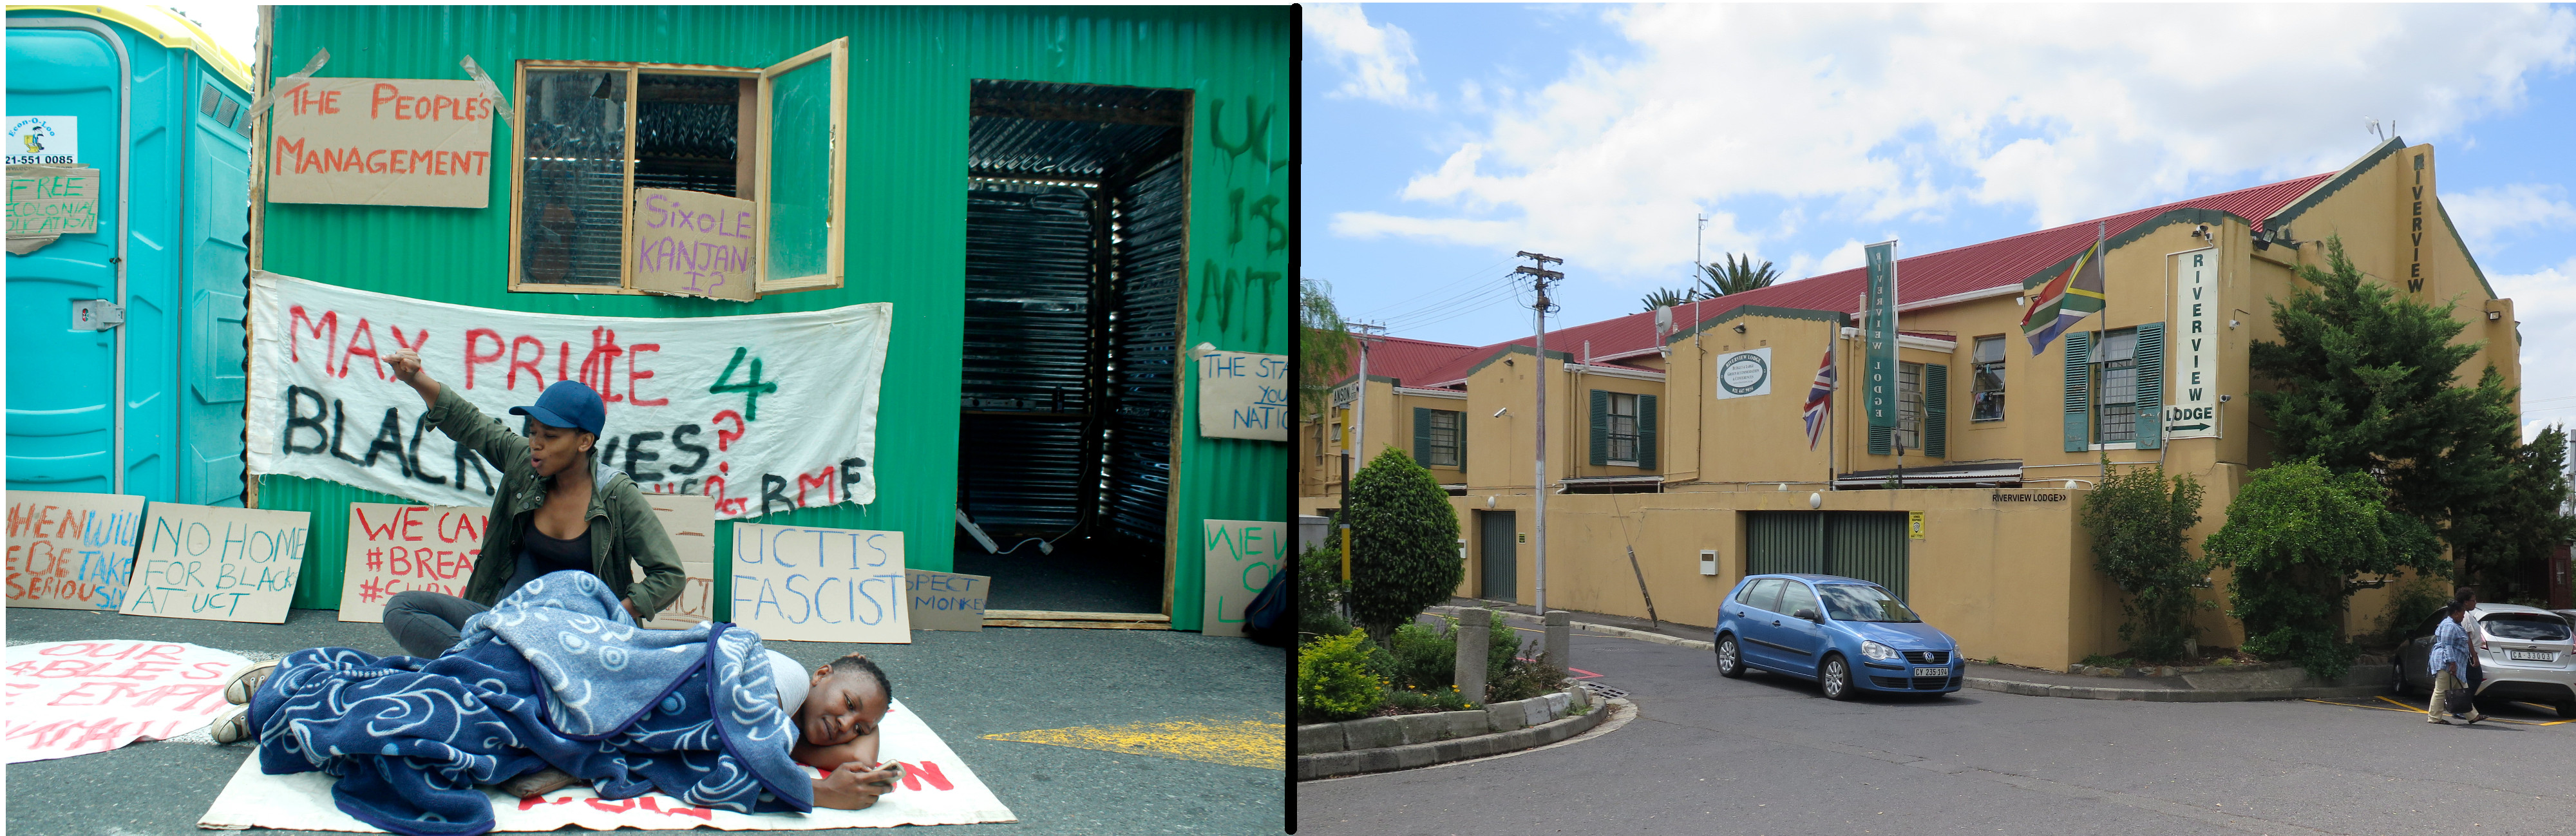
(1300, 627, 2576, 835)
(6, 607, 1286, 835)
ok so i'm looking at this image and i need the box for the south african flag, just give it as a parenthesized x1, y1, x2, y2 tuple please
(2022, 241, 2104, 355)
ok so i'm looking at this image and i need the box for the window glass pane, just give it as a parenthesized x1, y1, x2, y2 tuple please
(1741, 578, 1785, 610)
(2099, 402, 2136, 442)
(635, 74, 741, 196)
(1973, 336, 2005, 363)
(1972, 337, 2005, 423)
(1777, 582, 1820, 618)
(519, 70, 628, 286)
(200, 83, 221, 115)
(1818, 584, 1922, 622)
(215, 96, 240, 127)
(2100, 328, 2137, 362)
(2483, 616, 2571, 641)
(1428, 410, 1462, 467)
(766, 59, 833, 280)
(1897, 362, 1922, 450)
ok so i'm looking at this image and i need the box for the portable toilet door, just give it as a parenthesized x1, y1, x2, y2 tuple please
(7, 8, 254, 504)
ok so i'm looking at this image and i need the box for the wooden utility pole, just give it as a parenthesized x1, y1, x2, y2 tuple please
(1515, 252, 1564, 613)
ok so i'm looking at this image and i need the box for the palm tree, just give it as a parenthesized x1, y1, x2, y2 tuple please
(1638, 287, 1692, 312)
(1693, 253, 1782, 298)
(1301, 277, 1354, 416)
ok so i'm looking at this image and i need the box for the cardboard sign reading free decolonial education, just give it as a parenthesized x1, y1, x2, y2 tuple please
(267, 78, 495, 208)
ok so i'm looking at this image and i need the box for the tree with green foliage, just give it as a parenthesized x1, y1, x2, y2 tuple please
(2246, 236, 2573, 594)
(1343, 446, 1464, 643)
(1301, 277, 1355, 417)
(1297, 544, 1352, 639)
(2202, 459, 2443, 680)
(2078, 461, 2211, 661)
(1638, 287, 1690, 312)
(1693, 253, 1781, 298)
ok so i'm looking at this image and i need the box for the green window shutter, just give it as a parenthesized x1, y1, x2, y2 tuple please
(1868, 424, 1891, 456)
(1412, 407, 1432, 466)
(1636, 394, 1658, 470)
(1589, 390, 1610, 466)
(1455, 410, 1466, 473)
(2134, 322, 2164, 450)
(2062, 331, 2092, 453)
(1923, 364, 1948, 459)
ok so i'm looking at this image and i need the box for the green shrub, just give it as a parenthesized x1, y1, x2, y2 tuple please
(1298, 544, 1352, 639)
(2374, 575, 2451, 645)
(1386, 620, 1457, 693)
(1488, 649, 1567, 703)
(2079, 461, 2211, 662)
(1381, 681, 1473, 713)
(1344, 448, 1464, 643)
(2079, 654, 2137, 669)
(1486, 611, 1522, 679)
(1296, 631, 1382, 722)
(2203, 459, 2444, 681)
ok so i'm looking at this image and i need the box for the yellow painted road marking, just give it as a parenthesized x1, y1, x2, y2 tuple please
(2297, 696, 2576, 727)
(983, 713, 1285, 770)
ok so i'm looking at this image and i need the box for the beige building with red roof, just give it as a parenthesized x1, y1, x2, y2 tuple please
(1304, 140, 2521, 670)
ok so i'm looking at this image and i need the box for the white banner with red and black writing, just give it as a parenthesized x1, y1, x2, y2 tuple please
(246, 272, 889, 519)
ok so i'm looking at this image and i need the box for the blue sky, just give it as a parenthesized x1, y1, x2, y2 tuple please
(1303, 3, 2576, 435)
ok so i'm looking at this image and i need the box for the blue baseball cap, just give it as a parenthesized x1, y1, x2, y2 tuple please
(510, 380, 606, 436)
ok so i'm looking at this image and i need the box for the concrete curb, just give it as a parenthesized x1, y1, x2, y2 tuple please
(1295, 700, 1611, 781)
(1964, 678, 2392, 702)
(1427, 605, 1716, 652)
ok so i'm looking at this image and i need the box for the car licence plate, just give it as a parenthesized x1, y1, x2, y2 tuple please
(1915, 667, 1949, 678)
(2508, 650, 2555, 662)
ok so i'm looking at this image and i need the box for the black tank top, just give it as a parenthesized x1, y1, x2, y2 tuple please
(521, 521, 592, 578)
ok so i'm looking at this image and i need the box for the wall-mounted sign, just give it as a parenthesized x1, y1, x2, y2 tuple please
(632, 188, 757, 301)
(1713, 347, 1772, 399)
(1906, 511, 1925, 539)
(1192, 346, 1287, 441)
(265, 78, 495, 207)
(2166, 248, 2219, 440)
(1862, 241, 1899, 429)
(6, 116, 78, 164)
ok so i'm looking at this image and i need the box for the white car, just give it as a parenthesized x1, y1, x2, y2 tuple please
(2394, 603, 2576, 718)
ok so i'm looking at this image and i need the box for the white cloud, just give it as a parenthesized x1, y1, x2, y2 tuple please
(1337, 5, 2576, 280)
(2444, 184, 2576, 251)
(1306, 4, 1432, 108)
(2494, 256, 2576, 442)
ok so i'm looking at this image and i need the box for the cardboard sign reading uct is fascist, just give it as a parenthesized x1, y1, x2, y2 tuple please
(730, 524, 909, 643)
(632, 188, 757, 301)
(118, 504, 310, 623)
(267, 78, 495, 207)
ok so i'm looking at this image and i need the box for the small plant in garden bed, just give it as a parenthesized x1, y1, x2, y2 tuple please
(2079, 654, 2138, 670)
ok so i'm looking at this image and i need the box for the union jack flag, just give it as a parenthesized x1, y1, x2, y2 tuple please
(1803, 346, 1835, 449)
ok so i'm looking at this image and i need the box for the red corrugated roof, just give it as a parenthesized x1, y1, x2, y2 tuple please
(1409, 171, 2333, 386)
(1335, 334, 1481, 387)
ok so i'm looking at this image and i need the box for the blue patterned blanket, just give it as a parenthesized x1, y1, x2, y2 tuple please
(251, 572, 810, 836)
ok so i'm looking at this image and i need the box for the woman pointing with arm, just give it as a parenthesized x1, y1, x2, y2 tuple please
(376, 348, 688, 657)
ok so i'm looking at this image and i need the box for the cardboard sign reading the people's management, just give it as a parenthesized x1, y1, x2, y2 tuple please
(1200, 519, 1282, 637)
(632, 188, 758, 301)
(6, 640, 250, 763)
(1192, 347, 1287, 441)
(6, 165, 99, 236)
(731, 524, 909, 643)
(337, 502, 487, 623)
(630, 493, 716, 629)
(905, 569, 990, 632)
(118, 504, 310, 623)
(266, 78, 495, 207)
(6, 491, 146, 612)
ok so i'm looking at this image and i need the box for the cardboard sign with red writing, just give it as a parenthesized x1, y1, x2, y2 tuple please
(267, 77, 495, 207)
(5, 640, 251, 763)
(5, 491, 146, 612)
(117, 503, 310, 623)
(337, 502, 488, 623)
(631, 493, 715, 629)
(632, 188, 758, 301)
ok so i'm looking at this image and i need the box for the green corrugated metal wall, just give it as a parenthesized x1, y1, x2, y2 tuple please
(256, 6, 1289, 631)
(1743, 511, 1909, 600)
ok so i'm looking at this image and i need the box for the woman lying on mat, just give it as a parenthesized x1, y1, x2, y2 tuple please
(205, 572, 898, 836)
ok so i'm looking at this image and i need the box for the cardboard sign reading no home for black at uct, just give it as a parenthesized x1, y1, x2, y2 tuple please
(118, 504, 310, 623)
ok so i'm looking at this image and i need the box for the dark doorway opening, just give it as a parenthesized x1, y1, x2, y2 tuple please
(955, 80, 1189, 617)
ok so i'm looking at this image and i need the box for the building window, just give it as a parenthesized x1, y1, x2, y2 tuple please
(1425, 410, 1463, 468)
(1607, 393, 1639, 465)
(2096, 327, 2138, 444)
(1971, 336, 2006, 422)
(1330, 421, 1343, 445)
(1895, 363, 1924, 451)
(509, 42, 848, 296)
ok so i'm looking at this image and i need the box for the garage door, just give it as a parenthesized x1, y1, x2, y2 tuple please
(1744, 510, 1909, 600)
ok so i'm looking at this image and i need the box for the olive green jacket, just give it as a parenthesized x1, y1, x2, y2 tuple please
(424, 383, 685, 612)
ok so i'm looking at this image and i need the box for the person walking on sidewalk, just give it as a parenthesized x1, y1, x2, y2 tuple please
(2427, 585, 2485, 725)
(375, 348, 687, 658)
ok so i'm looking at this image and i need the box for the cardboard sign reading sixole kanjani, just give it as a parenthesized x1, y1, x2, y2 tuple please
(630, 493, 716, 629)
(6, 640, 250, 763)
(905, 569, 990, 632)
(1191, 346, 1287, 441)
(266, 78, 495, 207)
(6, 491, 146, 612)
(632, 188, 758, 301)
(730, 524, 909, 643)
(337, 502, 488, 623)
(1200, 519, 1282, 637)
(118, 504, 310, 623)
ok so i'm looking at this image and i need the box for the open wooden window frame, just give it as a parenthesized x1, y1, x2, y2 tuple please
(506, 39, 847, 297)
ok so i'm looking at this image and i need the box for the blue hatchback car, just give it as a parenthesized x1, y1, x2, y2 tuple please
(1712, 573, 1963, 699)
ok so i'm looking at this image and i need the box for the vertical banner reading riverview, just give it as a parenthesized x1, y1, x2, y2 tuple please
(2166, 248, 2220, 440)
(1863, 241, 1900, 430)
(265, 78, 496, 207)
(244, 272, 889, 519)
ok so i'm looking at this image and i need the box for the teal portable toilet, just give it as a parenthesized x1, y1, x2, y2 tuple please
(7, 6, 253, 504)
